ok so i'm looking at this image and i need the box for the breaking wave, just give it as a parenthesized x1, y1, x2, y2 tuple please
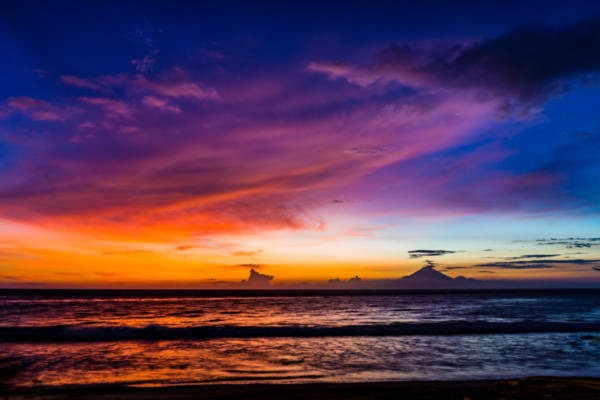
(2, 321, 599, 342)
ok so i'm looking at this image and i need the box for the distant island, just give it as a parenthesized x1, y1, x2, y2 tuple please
(238, 265, 599, 290)
(394, 265, 482, 289)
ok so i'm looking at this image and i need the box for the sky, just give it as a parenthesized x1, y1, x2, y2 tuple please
(1, 0, 600, 288)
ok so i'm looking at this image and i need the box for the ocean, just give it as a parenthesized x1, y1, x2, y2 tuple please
(1, 290, 599, 387)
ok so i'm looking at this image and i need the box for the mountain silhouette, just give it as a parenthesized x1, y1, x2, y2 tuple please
(394, 266, 481, 289)
(402, 265, 453, 281)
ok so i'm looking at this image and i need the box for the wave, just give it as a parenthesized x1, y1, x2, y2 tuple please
(1, 321, 599, 342)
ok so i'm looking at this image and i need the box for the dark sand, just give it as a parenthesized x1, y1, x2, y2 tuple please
(3, 377, 599, 400)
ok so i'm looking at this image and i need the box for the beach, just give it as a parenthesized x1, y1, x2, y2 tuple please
(4, 377, 600, 400)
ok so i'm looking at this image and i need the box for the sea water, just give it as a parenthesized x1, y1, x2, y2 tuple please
(1, 290, 599, 387)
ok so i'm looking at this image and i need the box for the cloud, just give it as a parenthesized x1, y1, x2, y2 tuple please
(1, 24, 596, 244)
(327, 275, 362, 287)
(175, 241, 238, 251)
(0, 249, 37, 261)
(343, 146, 386, 157)
(240, 268, 273, 287)
(79, 121, 96, 129)
(503, 254, 561, 260)
(142, 96, 182, 114)
(536, 237, 600, 248)
(311, 15, 600, 110)
(61, 75, 106, 92)
(237, 263, 262, 268)
(477, 258, 600, 269)
(476, 262, 556, 270)
(133, 74, 220, 100)
(408, 249, 455, 258)
(120, 126, 140, 134)
(0, 61, 503, 238)
(96, 272, 119, 278)
(101, 249, 152, 256)
(60, 69, 220, 103)
(307, 61, 382, 87)
(232, 250, 262, 256)
(175, 245, 197, 251)
(53, 271, 83, 276)
(132, 48, 159, 73)
(79, 96, 132, 117)
(6, 96, 65, 121)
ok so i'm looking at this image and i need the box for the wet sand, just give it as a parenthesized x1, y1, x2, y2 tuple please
(4, 377, 599, 400)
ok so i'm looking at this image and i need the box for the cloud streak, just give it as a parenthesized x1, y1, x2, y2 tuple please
(536, 237, 600, 248)
(409, 250, 456, 258)
(477, 258, 600, 269)
(0, 60, 502, 239)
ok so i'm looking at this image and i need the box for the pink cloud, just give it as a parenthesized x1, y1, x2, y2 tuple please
(307, 61, 423, 88)
(1, 63, 553, 240)
(61, 75, 106, 92)
(120, 126, 140, 134)
(58, 70, 220, 104)
(79, 97, 132, 117)
(131, 48, 159, 73)
(79, 121, 96, 129)
(6, 97, 66, 121)
(133, 75, 220, 100)
(142, 96, 182, 114)
(346, 139, 564, 217)
(307, 61, 383, 87)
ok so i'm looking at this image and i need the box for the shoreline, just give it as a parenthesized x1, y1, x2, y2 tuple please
(4, 377, 600, 400)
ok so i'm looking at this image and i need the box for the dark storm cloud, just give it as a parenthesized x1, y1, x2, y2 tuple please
(375, 14, 600, 106)
(408, 249, 455, 258)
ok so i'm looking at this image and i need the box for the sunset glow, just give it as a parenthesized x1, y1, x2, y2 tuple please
(2, 2, 600, 287)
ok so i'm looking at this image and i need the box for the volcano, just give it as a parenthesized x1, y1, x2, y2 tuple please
(396, 266, 481, 289)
